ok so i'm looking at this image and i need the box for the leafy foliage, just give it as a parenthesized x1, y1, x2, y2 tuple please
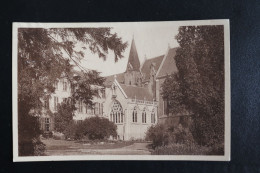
(54, 102, 76, 133)
(161, 73, 187, 114)
(146, 124, 169, 148)
(162, 25, 224, 146)
(64, 116, 117, 140)
(146, 121, 194, 149)
(18, 28, 127, 155)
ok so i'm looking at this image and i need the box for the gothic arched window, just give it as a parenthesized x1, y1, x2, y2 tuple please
(132, 107, 137, 123)
(151, 109, 156, 123)
(142, 109, 147, 123)
(110, 100, 123, 124)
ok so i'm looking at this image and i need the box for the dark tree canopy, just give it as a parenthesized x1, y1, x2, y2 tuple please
(18, 28, 127, 156)
(162, 25, 224, 146)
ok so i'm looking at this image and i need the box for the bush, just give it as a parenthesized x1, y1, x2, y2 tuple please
(63, 122, 80, 140)
(146, 124, 169, 149)
(146, 122, 194, 149)
(63, 116, 117, 141)
(82, 116, 117, 140)
(33, 138, 46, 156)
(52, 131, 65, 140)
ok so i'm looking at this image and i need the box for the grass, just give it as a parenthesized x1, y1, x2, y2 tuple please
(151, 143, 211, 155)
(42, 138, 134, 151)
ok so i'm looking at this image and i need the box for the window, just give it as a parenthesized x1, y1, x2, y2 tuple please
(78, 100, 83, 113)
(110, 100, 123, 124)
(94, 102, 99, 115)
(54, 80, 59, 89)
(151, 110, 156, 123)
(101, 89, 106, 98)
(142, 110, 146, 123)
(63, 81, 67, 91)
(45, 118, 50, 131)
(132, 107, 137, 123)
(54, 96, 59, 111)
(44, 98, 49, 109)
(100, 103, 103, 115)
(77, 120, 83, 124)
(163, 99, 169, 115)
(86, 104, 93, 114)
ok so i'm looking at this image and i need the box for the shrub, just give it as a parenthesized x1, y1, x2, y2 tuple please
(63, 122, 79, 140)
(32, 138, 46, 156)
(146, 121, 194, 149)
(146, 124, 169, 149)
(82, 116, 117, 140)
(63, 116, 117, 141)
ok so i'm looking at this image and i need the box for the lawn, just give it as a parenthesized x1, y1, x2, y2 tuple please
(42, 138, 134, 151)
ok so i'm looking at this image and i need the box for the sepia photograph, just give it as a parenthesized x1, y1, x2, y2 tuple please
(12, 20, 230, 161)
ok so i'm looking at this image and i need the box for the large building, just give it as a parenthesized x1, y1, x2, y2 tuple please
(40, 38, 184, 140)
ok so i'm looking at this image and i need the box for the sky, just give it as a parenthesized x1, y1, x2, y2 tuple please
(76, 22, 181, 76)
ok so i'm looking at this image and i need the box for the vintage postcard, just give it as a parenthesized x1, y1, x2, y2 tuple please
(12, 20, 230, 161)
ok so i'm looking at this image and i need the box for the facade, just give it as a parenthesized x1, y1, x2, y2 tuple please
(40, 37, 185, 140)
(105, 40, 187, 126)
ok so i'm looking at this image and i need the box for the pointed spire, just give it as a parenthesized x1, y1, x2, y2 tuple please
(126, 37, 140, 71)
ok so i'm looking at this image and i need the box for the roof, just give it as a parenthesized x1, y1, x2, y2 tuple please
(157, 48, 178, 78)
(126, 38, 140, 71)
(141, 55, 164, 82)
(119, 84, 154, 101)
(104, 73, 125, 86)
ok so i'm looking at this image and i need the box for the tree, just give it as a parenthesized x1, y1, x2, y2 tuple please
(161, 73, 187, 114)
(54, 101, 76, 133)
(163, 25, 224, 146)
(18, 28, 127, 155)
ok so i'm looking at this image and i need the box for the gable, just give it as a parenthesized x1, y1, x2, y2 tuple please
(141, 55, 164, 82)
(157, 48, 178, 78)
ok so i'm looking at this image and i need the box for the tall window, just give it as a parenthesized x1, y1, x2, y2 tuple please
(54, 96, 59, 111)
(132, 107, 137, 123)
(101, 89, 106, 98)
(54, 80, 59, 90)
(163, 99, 169, 115)
(142, 109, 147, 123)
(110, 100, 123, 124)
(151, 110, 156, 123)
(100, 103, 103, 116)
(78, 100, 83, 113)
(45, 118, 50, 131)
(44, 98, 49, 109)
(94, 102, 99, 115)
(63, 81, 67, 91)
